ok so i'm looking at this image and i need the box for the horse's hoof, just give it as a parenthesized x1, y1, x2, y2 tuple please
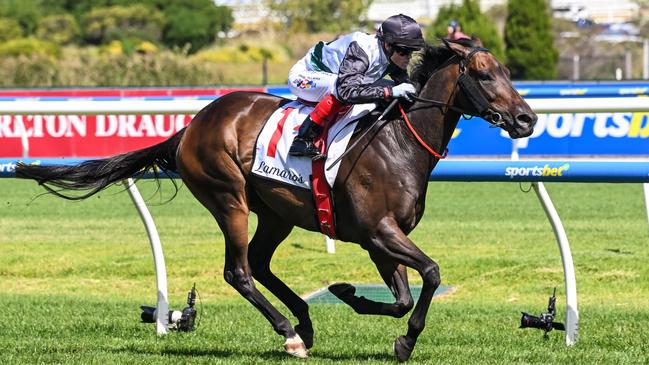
(393, 336, 414, 362)
(295, 323, 314, 349)
(284, 334, 308, 359)
(328, 282, 356, 299)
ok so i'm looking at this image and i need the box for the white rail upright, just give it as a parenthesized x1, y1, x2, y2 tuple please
(512, 139, 578, 345)
(125, 178, 169, 335)
(644, 183, 649, 236)
(531, 182, 579, 345)
(325, 236, 336, 253)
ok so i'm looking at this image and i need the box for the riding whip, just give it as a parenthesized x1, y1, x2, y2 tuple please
(326, 99, 399, 171)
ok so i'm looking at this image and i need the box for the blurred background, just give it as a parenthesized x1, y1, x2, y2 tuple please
(0, 0, 648, 87)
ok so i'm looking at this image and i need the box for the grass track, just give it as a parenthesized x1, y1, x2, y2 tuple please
(1, 179, 648, 363)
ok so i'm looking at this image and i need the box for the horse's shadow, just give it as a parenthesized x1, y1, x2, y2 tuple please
(290, 242, 324, 253)
(310, 351, 394, 362)
(113, 346, 393, 362)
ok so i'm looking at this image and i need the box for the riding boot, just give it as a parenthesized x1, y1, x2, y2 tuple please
(288, 116, 323, 158)
(289, 94, 345, 159)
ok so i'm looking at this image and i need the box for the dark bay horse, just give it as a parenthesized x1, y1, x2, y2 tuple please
(16, 39, 535, 362)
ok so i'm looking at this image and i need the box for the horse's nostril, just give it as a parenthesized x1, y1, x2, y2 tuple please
(516, 113, 537, 126)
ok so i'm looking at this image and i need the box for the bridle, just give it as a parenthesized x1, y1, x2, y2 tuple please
(411, 46, 504, 128)
(393, 45, 507, 160)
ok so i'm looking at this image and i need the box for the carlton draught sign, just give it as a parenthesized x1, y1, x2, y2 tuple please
(0, 114, 192, 157)
(0, 86, 263, 158)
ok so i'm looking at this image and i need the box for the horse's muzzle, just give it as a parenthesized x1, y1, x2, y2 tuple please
(506, 112, 537, 139)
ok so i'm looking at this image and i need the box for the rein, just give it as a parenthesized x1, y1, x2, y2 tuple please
(394, 46, 499, 159)
(398, 103, 447, 159)
(325, 99, 399, 171)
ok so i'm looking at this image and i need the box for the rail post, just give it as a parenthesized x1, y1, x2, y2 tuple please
(125, 178, 169, 335)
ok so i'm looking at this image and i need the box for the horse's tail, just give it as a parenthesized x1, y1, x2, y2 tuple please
(15, 128, 186, 201)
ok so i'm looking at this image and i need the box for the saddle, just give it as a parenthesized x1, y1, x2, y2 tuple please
(252, 100, 377, 238)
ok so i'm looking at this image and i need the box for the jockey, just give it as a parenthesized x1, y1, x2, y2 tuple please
(287, 14, 426, 159)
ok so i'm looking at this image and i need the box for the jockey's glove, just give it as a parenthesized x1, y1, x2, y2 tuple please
(391, 83, 416, 101)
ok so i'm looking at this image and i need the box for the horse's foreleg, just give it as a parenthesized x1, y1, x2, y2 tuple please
(369, 218, 440, 362)
(329, 250, 413, 318)
(248, 209, 314, 349)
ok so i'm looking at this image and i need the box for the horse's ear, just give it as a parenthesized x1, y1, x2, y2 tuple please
(440, 38, 454, 53)
(470, 35, 484, 47)
(443, 39, 471, 58)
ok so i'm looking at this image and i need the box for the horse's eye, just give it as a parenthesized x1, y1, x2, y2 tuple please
(477, 71, 493, 81)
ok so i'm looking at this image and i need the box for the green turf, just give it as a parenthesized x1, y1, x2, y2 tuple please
(1, 179, 648, 364)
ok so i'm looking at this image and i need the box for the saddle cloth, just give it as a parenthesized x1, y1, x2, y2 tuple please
(252, 100, 376, 189)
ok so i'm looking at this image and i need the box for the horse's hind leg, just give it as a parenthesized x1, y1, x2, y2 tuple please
(247, 207, 314, 349)
(218, 206, 308, 357)
(183, 179, 307, 358)
(329, 250, 414, 318)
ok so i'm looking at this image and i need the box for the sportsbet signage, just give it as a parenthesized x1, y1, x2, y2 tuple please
(530, 112, 649, 139)
(504, 163, 570, 179)
(450, 111, 649, 156)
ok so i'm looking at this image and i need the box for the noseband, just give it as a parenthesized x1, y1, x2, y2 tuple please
(412, 47, 504, 127)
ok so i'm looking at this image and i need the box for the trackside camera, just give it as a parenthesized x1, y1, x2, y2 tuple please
(140, 283, 198, 332)
(520, 288, 565, 339)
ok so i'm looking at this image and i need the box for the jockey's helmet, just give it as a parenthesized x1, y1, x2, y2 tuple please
(377, 14, 425, 50)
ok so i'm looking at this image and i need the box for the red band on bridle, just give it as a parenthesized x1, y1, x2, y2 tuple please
(398, 103, 448, 159)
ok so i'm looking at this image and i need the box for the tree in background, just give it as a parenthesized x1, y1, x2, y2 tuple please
(82, 5, 165, 45)
(0, 0, 233, 53)
(39, 0, 166, 17)
(0, 17, 23, 42)
(162, 0, 234, 52)
(426, 0, 504, 60)
(504, 0, 558, 80)
(0, 0, 42, 35)
(632, 0, 649, 37)
(270, 0, 373, 33)
(36, 14, 80, 45)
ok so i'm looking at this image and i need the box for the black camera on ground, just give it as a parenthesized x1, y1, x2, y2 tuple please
(141, 284, 198, 332)
(520, 288, 565, 338)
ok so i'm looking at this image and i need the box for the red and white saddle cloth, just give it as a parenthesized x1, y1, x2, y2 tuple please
(252, 100, 376, 238)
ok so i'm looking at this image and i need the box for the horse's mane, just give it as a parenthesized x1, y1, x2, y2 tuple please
(409, 38, 474, 90)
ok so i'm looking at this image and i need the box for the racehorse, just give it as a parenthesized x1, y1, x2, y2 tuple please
(16, 39, 536, 362)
